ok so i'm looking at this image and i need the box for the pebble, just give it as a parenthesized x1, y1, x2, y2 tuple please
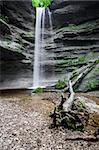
(0, 97, 99, 150)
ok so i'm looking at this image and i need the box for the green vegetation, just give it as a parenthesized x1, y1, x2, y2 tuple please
(21, 32, 34, 43)
(78, 56, 86, 63)
(65, 20, 99, 31)
(95, 68, 99, 72)
(67, 24, 77, 30)
(58, 56, 86, 67)
(87, 79, 99, 91)
(32, 0, 52, 7)
(71, 71, 79, 80)
(33, 87, 44, 93)
(96, 58, 99, 63)
(73, 100, 86, 111)
(55, 79, 67, 89)
(22, 32, 34, 38)
(78, 101, 85, 109)
(0, 15, 9, 23)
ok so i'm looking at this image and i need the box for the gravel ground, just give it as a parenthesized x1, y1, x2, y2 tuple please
(0, 91, 99, 150)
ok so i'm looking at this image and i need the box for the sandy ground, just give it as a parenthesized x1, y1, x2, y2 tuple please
(0, 90, 99, 150)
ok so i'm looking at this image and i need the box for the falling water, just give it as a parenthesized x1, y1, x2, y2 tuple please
(47, 8, 54, 43)
(33, 8, 45, 88)
(33, 7, 54, 88)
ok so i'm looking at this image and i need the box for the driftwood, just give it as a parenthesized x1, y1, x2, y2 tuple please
(63, 80, 75, 112)
(50, 80, 89, 130)
(50, 59, 98, 130)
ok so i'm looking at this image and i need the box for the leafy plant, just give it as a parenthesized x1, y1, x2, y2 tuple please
(55, 79, 67, 89)
(78, 56, 86, 63)
(58, 55, 86, 67)
(95, 68, 99, 72)
(87, 79, 99, 91)
(33, 87, 44, 93)
(72, 99, 86, 112)
(32, 0, 52, 7)
(0, 15, 9, 23)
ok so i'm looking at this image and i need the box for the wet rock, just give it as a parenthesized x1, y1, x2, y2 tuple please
(51, 2, 99, 28)
(0, 19, 11, 36)
(0, 1, 99, 90)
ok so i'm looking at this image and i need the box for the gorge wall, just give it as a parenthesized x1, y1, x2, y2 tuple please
(0, 0, 99, 91)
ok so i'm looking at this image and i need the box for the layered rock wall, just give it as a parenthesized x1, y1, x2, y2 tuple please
(0, 0, 99, 90)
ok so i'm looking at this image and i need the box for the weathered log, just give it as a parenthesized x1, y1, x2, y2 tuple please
(63, 80, 75, 112)
(50, 82, 89, 130)
(50, 59, 98, 130)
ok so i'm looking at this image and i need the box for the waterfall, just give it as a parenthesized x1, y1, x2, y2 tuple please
(47, 8, 54, 43)
(33, 7, 54, 88)
(33, 8, 45, 88)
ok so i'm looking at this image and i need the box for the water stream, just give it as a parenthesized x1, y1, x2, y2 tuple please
(33, 7, 54, 88)
(47, 8, 54, 43)
(33, 8, 45, 88)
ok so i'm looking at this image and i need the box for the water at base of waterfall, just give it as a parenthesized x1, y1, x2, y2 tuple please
(32, 7, 55, 89)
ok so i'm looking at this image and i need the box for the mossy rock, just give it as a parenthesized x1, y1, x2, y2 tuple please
(64, 19, 99, 32)
(21, 32, 35, 43)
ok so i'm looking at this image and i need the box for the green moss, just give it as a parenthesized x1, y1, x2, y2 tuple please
(55, 79, 67, 89)
(73, 100, 86, 111)
(67, 24, 77, 30)
(87, 79, 99, 91)
(70, 71, 79, 81)
(0, 15, 9, 23)
(33, 87, 44, 93)
(78, 56, 86, 63)
(57, 56, 86, 67)
(26, 32, 34, 37)
(96, 58, 99, 63)
(95, 68, 99, 72)
(67, 20, 99, 31)
(21, 32, 34, 42)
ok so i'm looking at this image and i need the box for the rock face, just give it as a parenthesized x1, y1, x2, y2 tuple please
(0, 0, 35, 88)
(0, 0, 99, 90)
